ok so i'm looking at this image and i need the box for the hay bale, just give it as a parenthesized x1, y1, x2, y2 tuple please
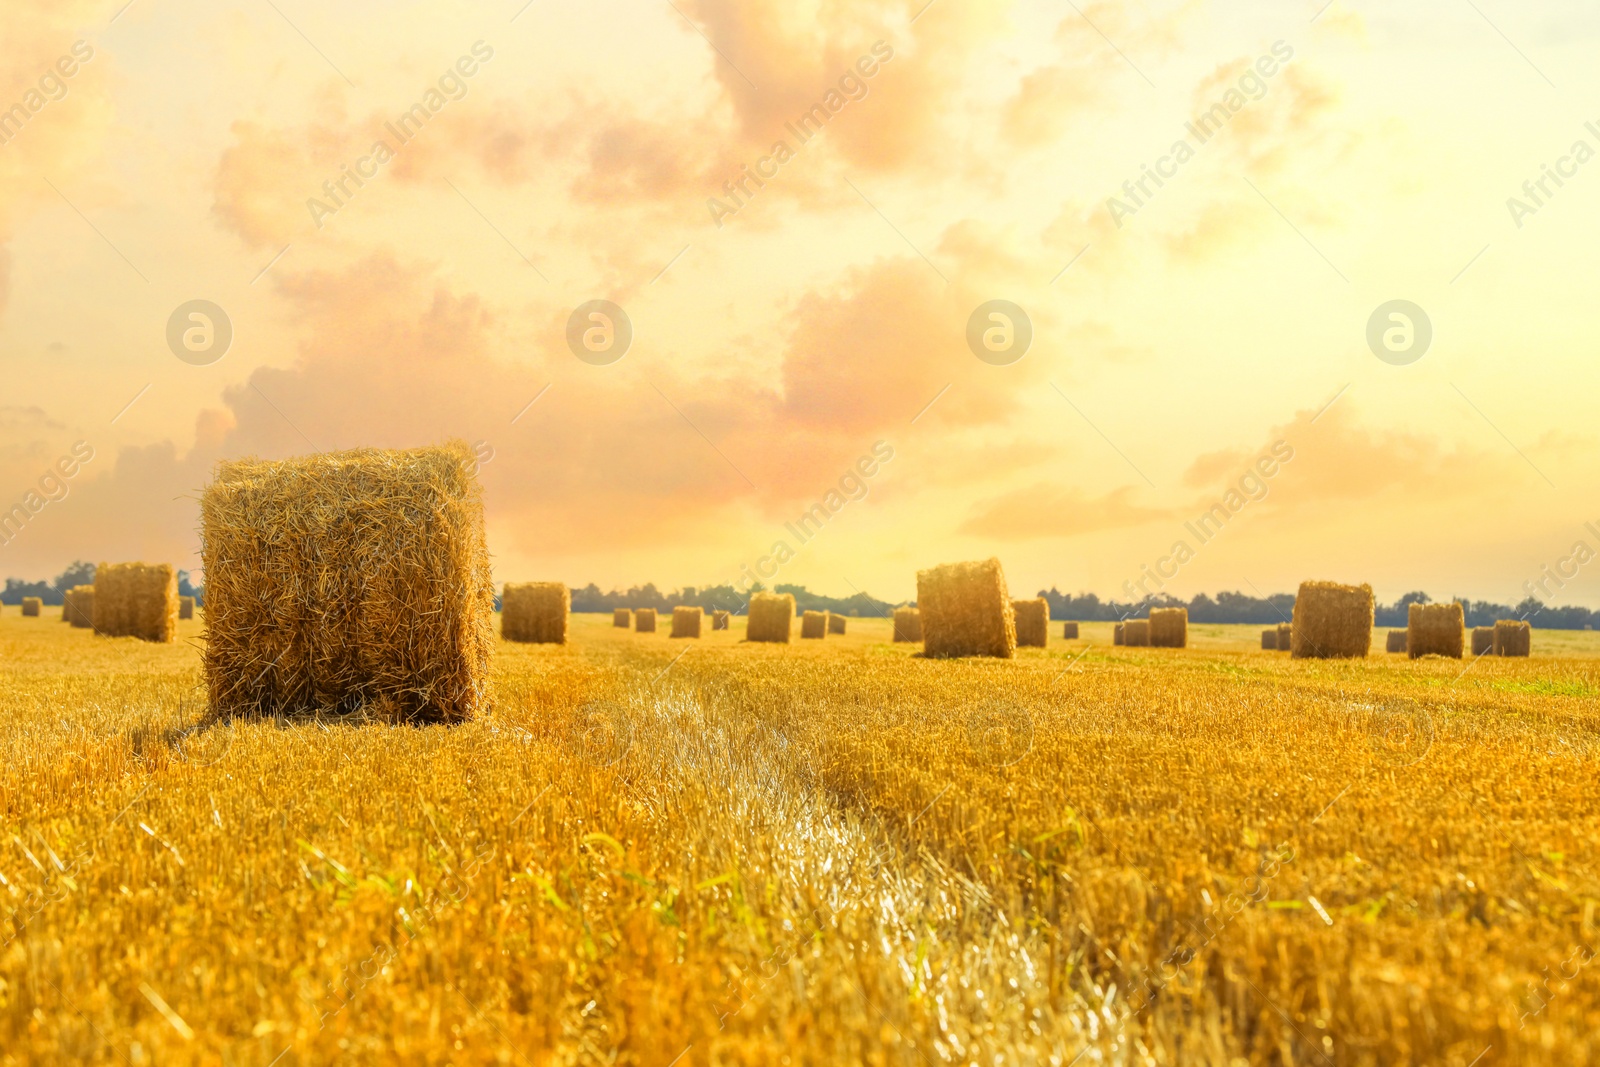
(671, 605, 703, 638)
(1386, 630, 1408, 654)
(635, 608, 657, 633)
(916, 558, 1016, 659)
(1012, 598, 1049, 648)
(502, 582, 569, 644)
(828, 612, 846, 635)
(1149, 607, 1188, 648)
(1471, 626, 1495, 657)
(1276, 623, 1292, 651)
(20, 597, 41, 617)
(892, 606, 921, 642)
(1494, 619, 1531, 657)
(747, 592, 794, 643)
(1290, 581, 1372, 659)
(1123, 619, 1150, 647)
(1062, 622, 1079, 640)
(179, 595, 195, 620)
(199, 444, 494, 722)
(63, 586, 94, 628)
(712, 610, 730, 631)
(1261, 628, 1277, 650)
(1113, 623, 1125, 646)
(613, 608, 631, 628)
(1407, 602, 1463, 659)
(801, 610, 828, 639)
(93, 562, 178, 643)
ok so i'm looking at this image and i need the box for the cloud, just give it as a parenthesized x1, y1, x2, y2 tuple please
(960, 484, 1176, 540)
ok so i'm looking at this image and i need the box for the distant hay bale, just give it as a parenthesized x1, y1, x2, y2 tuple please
(1012, 598, 1048, 648)
(502, 582, 569, 644)
(712, 610, 730, 631)
(1149, 607, 1188, 648)
(613, 608, 631, 628)
(828, 613, 846, 635)
(1291, 581, 1373, 659)
(892, 607, 921, 642)
(1471, 626, 1495, 657)
(1407, 602, 1464, 659)
(1062, 622, 1079, 639)
(747, 592, 794, 643)
(635, 608, 657, 633)
(1276, 623, 1292, 651)
(179, 596, 195, 620)
(671, 606, 703, 638)
(1494, 619, 1531, 657)
(20, 597, 41, 617)
(199, 444, 494, 722)
(1113, 623, 1125, 646)
(916, 558, 1016, 659)
(1261, 629, 1277, 650)
(800, 610, 828, 639)
(1386, 630, 1408, 654)
(63, 586, 94, 628)
(1123, 619, 1151, 646)
(93, 562, 178, 643)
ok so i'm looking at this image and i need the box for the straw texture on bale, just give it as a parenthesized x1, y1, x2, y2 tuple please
(1276, 624, 1293, 651)
(1062, 622, 1079, 640)
(828, 613, 846, 635)
(20, 597, 41, 617)
(1149, 607, 1188, 648)
(179, 596, 195, 620)
(613, 608, 631, 628)
(199, 444, 494, 723)
(1471, 626, 1495, 657)
(1386, 630, 1408, 654)
(1291, 581, 1373, 659)
(916, 558, 1016, 659)
(1494, 619, 1531, 657)
(892, 607, 922, 643)
(1123, 619, 1151, 647)
(635, 608, 657, 633)
(671, 606, 703, 639)
(1114, 623, 1125, 646)
(1407, 602, 1464, 659)
(712, 610, 730, 631)
(63, 586, 94, 628)
(502, 582, 569, 644)
(1012, 598, 1049, 648)
(800, 611, 828, 639)
(746, 592, 794, 643)
(93, 562, 178, 643)
(1262, 629, 1278, 650)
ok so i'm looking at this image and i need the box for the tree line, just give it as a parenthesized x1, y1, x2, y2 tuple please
(2, 562, 202, 606)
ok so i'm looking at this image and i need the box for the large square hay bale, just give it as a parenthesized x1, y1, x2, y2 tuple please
(1291, 581, 1372, 659)
(199, 444, 494, 722)
(1123, 619, 1150, 647)
(800, 610, 828, 639)
(917, 558, 1016, 659)
(747, 592, 794, 643)
(179, 595, 196, 620)
(1471, 626, 1494, 657)
(1276, 623, 1292, 651)
(1494, 619, 1531, 657)
(892, 606, 921, 642)
(635, 608, 657, 633)
(1261, 628, 1277, 650)
(671, 605, 703, 638)
(1012, 598, 1049, 648)
(1062, 621, 1080, 640)
(1386, 630, 1408, 654)
(1149, 607, 1188, 648)
(613, 608, 631, 628)
(63, 586, 94, 628)
(93, 562, 178, 643)
(1407, 602, 1463, 659)
(1114, 622, 1125, 646)
(828, 612, 846, 635)
(20, 597, 41, 617)
(712, 610, 730, 631)
(502, 582, 569, 644)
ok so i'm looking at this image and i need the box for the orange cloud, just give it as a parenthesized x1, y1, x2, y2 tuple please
(960, 485, 1176, 540)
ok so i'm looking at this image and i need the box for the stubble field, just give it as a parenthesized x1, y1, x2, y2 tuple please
(3, 611, 1599, 1065)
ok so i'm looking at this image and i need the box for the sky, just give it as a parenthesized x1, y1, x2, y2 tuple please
(1, 0, 1598, 609)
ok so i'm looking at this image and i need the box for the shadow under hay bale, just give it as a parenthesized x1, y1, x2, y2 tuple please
(1386, 630, 1408, 654)
(20, 597, 41, 617)
(747, 592, 794, 643)
(892, 606, 921, 642)
(1276, 623, 1292, 651)
(1471, 626, 1495, 657)
(671, 606, 703, 638)
(1062, 621, 1079, 640)
(1291, 581, 1372, 659)
(1012, 598, 1048, 648)
(828, 613, 846, 635)
(613, 608, 631, 628)
(1149, 607, 1188, 648)
(1494, 619, 1531, 657)
(63, 586, 94, 628)
(199, 444, 494, 723)
(1408, 602, 1464, 659)
(635, 608, 657, 633)
(917, 558, 1016, 659)
(800, 611, 828, 639)
(712, 610, 730, 631)
(502, 582, 569, 644)
(1123, 619, 1151, 647)
(94, 562, 178, 643)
